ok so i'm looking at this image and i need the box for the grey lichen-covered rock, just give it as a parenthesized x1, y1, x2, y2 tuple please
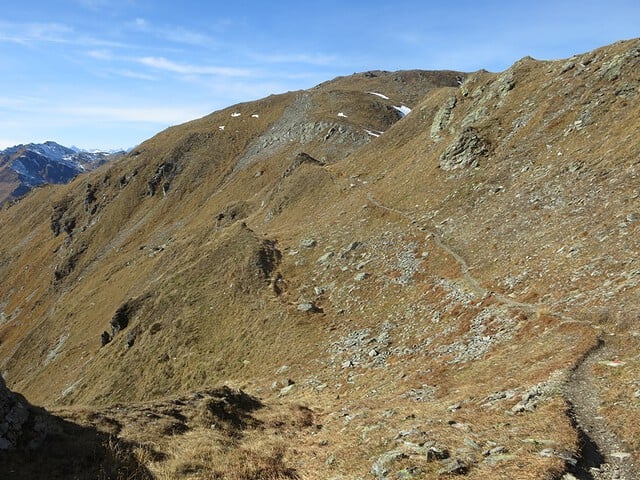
(371, 449, 408, 479)
(430, 95, 457, 141)
(297, 302, 322, 313)
(396, 466, 423, 479)
(439, 128, 489, 171)
(299, 238, 317, 249)
(317, 251, 334, 264)
(437, 457, 468, 475)
(597, 42, 640, 81)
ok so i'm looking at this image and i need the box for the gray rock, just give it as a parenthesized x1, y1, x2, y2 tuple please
(341, 241, 361, 257)
(484, 454, 515, 465)
(278, 384, 296, 397)
(317, 251, 334, 263)
(511, 386, 543, 413)
(464, 437, 481, 450)
(439, 128, 489, 171)
(425, 446, 450, 461)
(561, 474, 578, 480)
(371, 449, 408, 479)
(538, 448, 555, 458)
(297, 302, 321, 313)
(396, 467, 423, 479)
(438, 458, 468, 475)
(430, 95, 457, 140)
(300, 238, 317, 248)
(0, 375, 51, 451)
(484, 446, 507, 456)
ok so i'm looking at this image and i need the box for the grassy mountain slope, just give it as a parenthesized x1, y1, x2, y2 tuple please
(0, 41, 639, 479)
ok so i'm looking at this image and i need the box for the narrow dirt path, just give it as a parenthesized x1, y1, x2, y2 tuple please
(565, 340, 638, 480)
(365, 192, 545, 312)
(364, 192, 637, 479)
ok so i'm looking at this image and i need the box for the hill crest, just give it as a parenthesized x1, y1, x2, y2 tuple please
(0, 40, 639, 478)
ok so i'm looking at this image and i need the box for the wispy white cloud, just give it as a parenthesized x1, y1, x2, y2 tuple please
(129, 18, 213, 47)
(0, 95, 46, 109)
(0, 93, 203, 125)
(0, 21, 129, 49)
(134, 17, 148, 29)
(0, 22, 74, 45)
(114, 69, 158, 81)
(137, 56, 254, 77)
(87, 49, 114, 60)
(251, 52, 337, 66)
(59, 104, 210, 124)
(164, 28, 212, 46)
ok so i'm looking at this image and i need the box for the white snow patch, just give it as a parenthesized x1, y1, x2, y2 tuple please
(364, 129, 382, 138)
(218, 125, 225, 131)
(393, 105, 412, 117)
(338, 112, 348, 118)
(368, 91, 390, 100)
(251, 114, 259, 118)
(231, 112, 241, 117)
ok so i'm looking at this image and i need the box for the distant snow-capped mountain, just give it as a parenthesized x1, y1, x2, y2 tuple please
(0, 141, 124, 204)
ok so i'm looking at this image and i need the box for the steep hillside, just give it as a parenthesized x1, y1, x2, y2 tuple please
(0, 41, 639, 479)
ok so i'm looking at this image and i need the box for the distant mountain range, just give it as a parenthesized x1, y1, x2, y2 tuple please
(0, 141, 124, 204)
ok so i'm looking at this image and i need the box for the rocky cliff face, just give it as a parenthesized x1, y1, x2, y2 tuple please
(0, 41, 639, 479)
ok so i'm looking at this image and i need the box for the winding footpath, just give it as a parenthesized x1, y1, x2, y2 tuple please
(364, 192, 637, 479)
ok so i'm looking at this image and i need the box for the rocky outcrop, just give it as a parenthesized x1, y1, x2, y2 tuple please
(0, 376, 50, 451)
(439, 127, 490, 170)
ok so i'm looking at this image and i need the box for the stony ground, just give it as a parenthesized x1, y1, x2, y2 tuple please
(1, 39, 640, 479)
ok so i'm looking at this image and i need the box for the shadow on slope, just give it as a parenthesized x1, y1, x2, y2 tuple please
(0, 381, 152, 480)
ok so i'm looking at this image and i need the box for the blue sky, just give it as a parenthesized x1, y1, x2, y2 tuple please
(1, 1, 638, 150)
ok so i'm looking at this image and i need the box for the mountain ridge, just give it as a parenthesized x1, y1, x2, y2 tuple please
(0, 40, 639, 479)
(0, 140, 124, 204)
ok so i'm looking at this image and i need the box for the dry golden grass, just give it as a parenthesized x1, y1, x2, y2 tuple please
(1, 39, 639, 478)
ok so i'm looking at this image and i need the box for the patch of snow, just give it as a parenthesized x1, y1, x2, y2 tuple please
(231, 112, 241, 117)
(31, 142, 72, 162)
(393, 105, 412, 117)
(338, 112, 348, 118)
(219, 126, 225, 131)
(364, 129, 382, 138)
(72, 146, 120, 154)
(367, 91, 390, 100)
(251, 114, 259, 118)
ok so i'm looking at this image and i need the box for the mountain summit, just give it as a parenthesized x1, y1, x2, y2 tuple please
(0, 40, 639, 479)
(0, 141, 123, 204)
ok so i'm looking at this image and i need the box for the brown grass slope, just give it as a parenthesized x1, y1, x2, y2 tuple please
(0, 40, 639, 478)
